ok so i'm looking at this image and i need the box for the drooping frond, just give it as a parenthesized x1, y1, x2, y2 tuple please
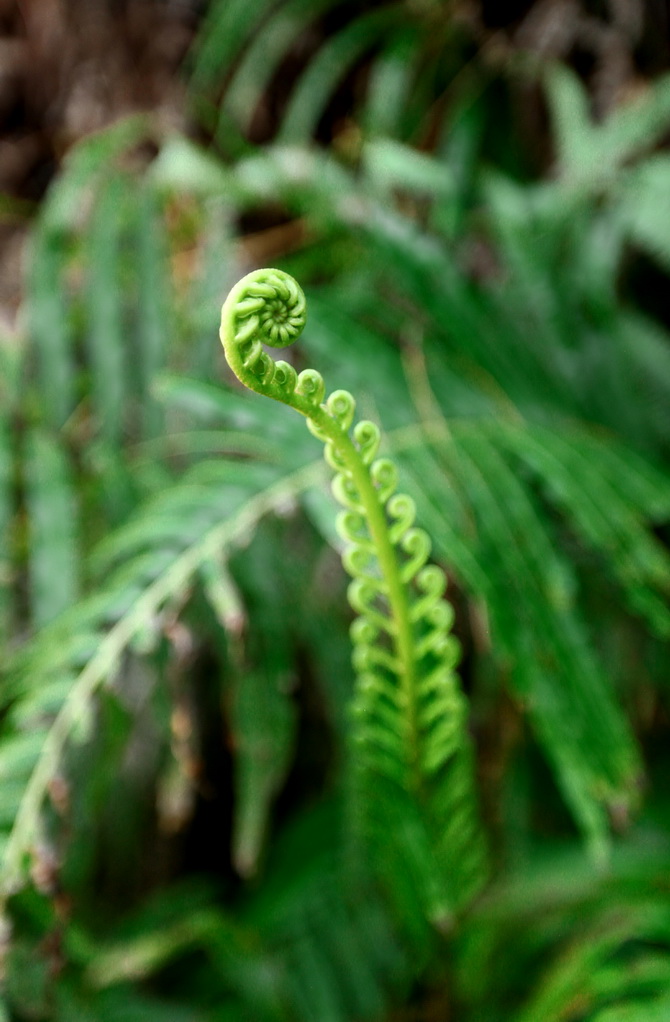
(0, 457, 323, 896)
(395, 419, 649, 858)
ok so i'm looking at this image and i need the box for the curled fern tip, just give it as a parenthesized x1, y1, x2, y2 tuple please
(221, 268, 317, 409)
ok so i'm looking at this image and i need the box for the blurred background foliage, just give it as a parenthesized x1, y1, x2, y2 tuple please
(1, 0, 670, 1018)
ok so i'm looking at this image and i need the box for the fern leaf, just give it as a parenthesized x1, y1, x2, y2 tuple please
(516, 898, 670, 1022)
(455, 838, 670, 1022)
(222, 0, 336, 140)
(399, 428, 642, 857)
(0, 405, 12, 646)
(25, 430, 79, 629)
(495, 422, 670, 636)
(363, 28, 419, 139)
(85, 173, 128, 446)
(219, 268, 487, 925)
(135, 184, 171, 437)
(592, 997, 670, 1022)
(547, 65, 670, 185)
(0, 458, 323, 895)
(188, 0, 276, 94)
(278, 7, 402, 144)
(27, 228, 76, 431)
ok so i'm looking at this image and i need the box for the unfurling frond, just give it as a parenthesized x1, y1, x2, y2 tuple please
(220, 268, 487, 926)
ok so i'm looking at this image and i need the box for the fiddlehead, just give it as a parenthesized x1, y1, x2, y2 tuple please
(220, 268, 325, 413)
(220, 269, 486, 925)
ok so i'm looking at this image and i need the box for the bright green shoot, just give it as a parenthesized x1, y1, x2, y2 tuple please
(220, 268, 486, 927)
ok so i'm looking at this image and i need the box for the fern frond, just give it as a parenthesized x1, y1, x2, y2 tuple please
(277, 6, 401, 145)
(27, 225, 76, 431)
(515, 896, 670, 1022)
(85, 173, 128, 446)
(0, 458, 324, 896)
(455, 837, 670, 1022)
(393, 427, 643, 857)
(494, 422, 670, 637)
(25, 430, 80, 628)
(0, 396, 13, 647)
(220, 0, 337, 143)
(455, 430, 641, 853)
(220, 268, 487, 925)
(134, 184, 171, 437)
(188, 0, 276, 95)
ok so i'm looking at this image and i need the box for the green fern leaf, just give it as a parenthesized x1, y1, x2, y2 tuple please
(25, 430, 79, 629)
(398, 428, 642, 857)
(0, 455, 323, 896)
(219, 268, 487, 926)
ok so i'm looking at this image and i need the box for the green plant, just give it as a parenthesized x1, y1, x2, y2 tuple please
(219, 267, 486, 926)
(189, 0, 477, 153)
(3, 36, 670, 1021)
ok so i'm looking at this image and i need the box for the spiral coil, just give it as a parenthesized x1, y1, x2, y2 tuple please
(220, 268, 326, 413)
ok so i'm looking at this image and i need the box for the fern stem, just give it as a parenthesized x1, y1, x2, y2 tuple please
(310, 405, 421, 784)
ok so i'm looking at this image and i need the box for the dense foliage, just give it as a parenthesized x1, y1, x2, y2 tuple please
(2, 2, 670, 1019)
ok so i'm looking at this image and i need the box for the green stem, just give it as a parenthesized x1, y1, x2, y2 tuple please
(308, 406, 421, 784)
